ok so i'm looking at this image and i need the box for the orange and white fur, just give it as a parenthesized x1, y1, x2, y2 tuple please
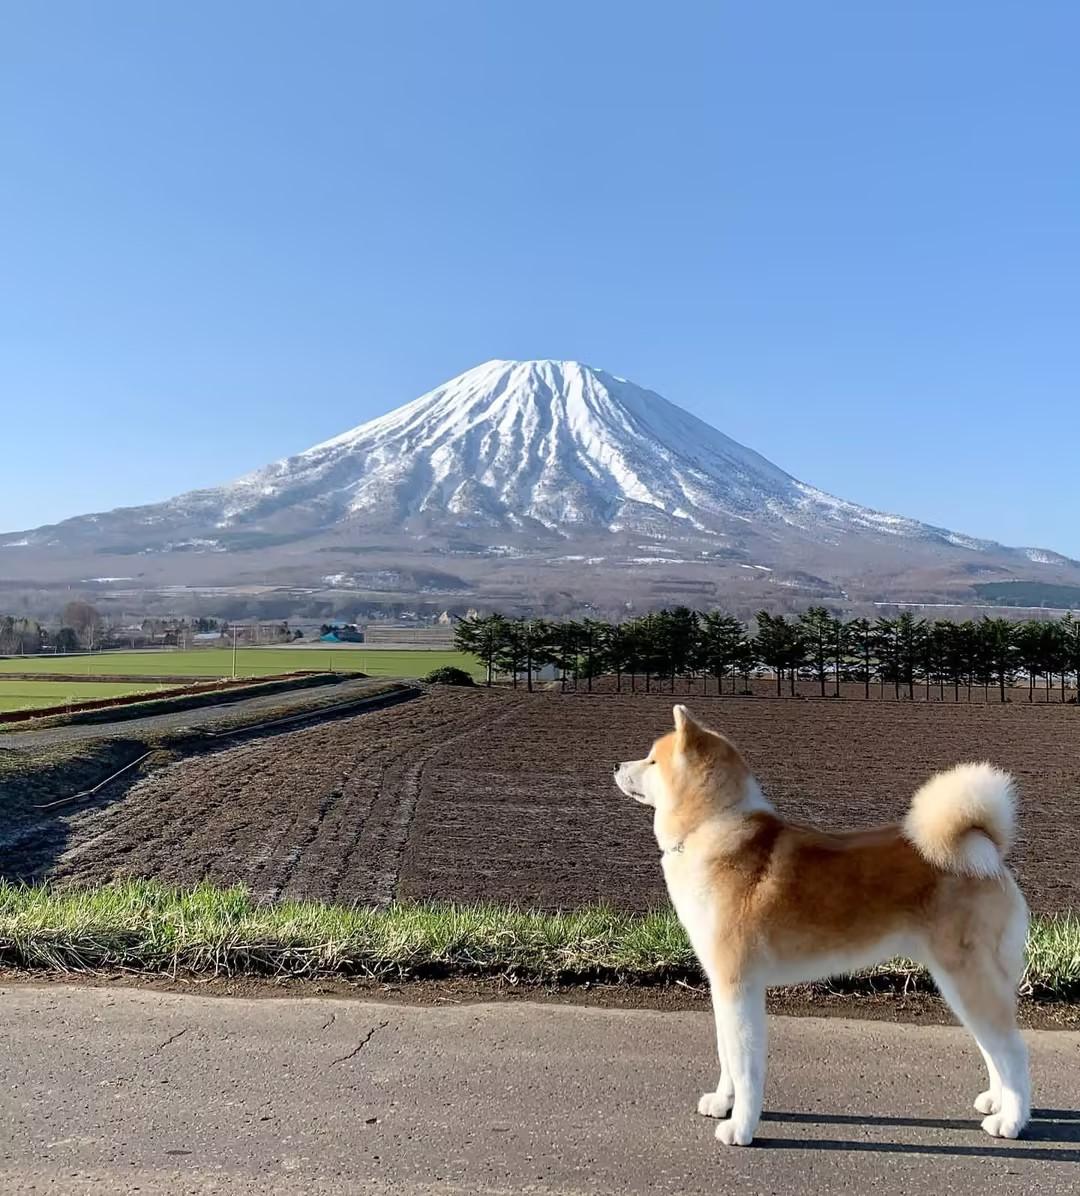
(613, 705, 1030, 1147)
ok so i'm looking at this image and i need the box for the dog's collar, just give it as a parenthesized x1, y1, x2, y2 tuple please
(661, 840, 685, 857)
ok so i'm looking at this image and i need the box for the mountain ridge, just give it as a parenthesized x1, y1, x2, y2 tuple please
(2, 359, 1078, 613)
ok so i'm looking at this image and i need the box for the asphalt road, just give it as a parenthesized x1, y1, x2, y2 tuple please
(2, 986, 1078, 1194)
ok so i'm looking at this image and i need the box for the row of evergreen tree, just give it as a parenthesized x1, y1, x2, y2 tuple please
(453, 608, 1080, 701)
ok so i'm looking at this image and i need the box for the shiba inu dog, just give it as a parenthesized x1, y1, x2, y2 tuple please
(613, 704, 1030, 1147)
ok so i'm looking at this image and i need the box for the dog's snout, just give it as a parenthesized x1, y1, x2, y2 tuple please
(612, 763, 620, 775)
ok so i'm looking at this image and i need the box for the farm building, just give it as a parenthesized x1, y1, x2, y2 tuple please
(319, 626, 364, 644)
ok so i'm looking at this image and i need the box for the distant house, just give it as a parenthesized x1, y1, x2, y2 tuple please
(320, 626, 364, 644)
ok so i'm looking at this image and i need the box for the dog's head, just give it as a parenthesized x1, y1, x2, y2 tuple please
(614, 705, 752, 835)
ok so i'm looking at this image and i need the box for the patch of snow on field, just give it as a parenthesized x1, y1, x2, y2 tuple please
(158, 538, 224, 552)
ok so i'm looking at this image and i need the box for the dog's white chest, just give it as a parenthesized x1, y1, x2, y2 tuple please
(662, 852, 717, 964)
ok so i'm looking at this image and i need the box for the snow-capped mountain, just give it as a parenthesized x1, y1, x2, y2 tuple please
(3, 359, 1078, 611)
(205, 358, 982, 542)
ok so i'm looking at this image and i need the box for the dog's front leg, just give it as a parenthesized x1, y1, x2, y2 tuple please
(712, 981, 766, 1146)
(697, 986, 735, 1119)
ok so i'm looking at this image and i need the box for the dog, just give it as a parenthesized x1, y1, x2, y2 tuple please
(613, 704, 1030, 1147)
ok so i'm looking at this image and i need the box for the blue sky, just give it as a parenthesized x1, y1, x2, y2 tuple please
(3, 2, 1078, 549)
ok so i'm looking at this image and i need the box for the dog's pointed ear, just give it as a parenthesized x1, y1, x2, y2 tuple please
(673, 704, 695, 732)
(673, 704, 707, 749)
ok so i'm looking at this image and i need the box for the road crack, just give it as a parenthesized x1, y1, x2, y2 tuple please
(329, 1020, 387, 1066)
(150, 1026, 191, 1055)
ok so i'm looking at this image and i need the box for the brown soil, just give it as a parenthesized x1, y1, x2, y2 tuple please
(10, 689, 1079, 915)
(12, 688, 508, 902)
(402, 691, 1080, 914)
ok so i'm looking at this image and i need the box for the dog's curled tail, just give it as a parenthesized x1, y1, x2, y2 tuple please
(904, 762, 1017, 877)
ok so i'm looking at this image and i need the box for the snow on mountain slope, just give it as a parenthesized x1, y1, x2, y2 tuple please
(215, 358, 805, 534)
(153, 359, 1050, 550)
(0, 360, 1072, 582)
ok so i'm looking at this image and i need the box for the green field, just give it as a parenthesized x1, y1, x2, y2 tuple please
(0, 679, 170, 713)
(0, 647, 482, 681)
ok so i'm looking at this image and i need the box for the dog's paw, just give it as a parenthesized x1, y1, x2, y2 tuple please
(981, 1112, 1025, 1139)
(714, 1119, 755, 1147)
(974, 1090, 1000, 1115)
(698, 1090, 734, 1119)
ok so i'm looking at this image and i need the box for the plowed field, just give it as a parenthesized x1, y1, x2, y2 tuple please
(11, 690, 1078, 914)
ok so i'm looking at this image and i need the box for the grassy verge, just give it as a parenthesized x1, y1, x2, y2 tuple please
(0, 671, 343, 731)
(1, 880, 1077, 999)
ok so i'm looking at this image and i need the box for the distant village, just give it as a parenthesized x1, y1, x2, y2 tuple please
(0, 604, 475, 655)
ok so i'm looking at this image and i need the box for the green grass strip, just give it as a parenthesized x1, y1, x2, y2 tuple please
(0, 880, 1077, 999)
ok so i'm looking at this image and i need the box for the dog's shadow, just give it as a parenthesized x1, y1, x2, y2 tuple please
(756, 1108, 1080, 1161)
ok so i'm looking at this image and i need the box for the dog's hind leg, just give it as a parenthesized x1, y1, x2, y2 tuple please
(711, 981, 767, 1146)
(928, 955, 1030, 1139)
(697, 989, 736, 1119)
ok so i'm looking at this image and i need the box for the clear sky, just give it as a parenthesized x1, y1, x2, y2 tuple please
(3, 2, 1078, 550)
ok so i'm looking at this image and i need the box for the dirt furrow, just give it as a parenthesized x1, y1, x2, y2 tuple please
(315, 688, 521, 899)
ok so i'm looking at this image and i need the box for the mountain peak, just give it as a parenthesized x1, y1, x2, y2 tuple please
(283, 356, 776, 534)
(471, 357, 607, 374)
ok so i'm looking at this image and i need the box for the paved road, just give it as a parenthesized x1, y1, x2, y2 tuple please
(2, 986, 1078, 1194)
(0, 677, 411, 750)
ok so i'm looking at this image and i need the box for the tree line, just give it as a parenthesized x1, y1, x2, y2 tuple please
(0, 603, 99, 654)
(453, 607, 1080, 702)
